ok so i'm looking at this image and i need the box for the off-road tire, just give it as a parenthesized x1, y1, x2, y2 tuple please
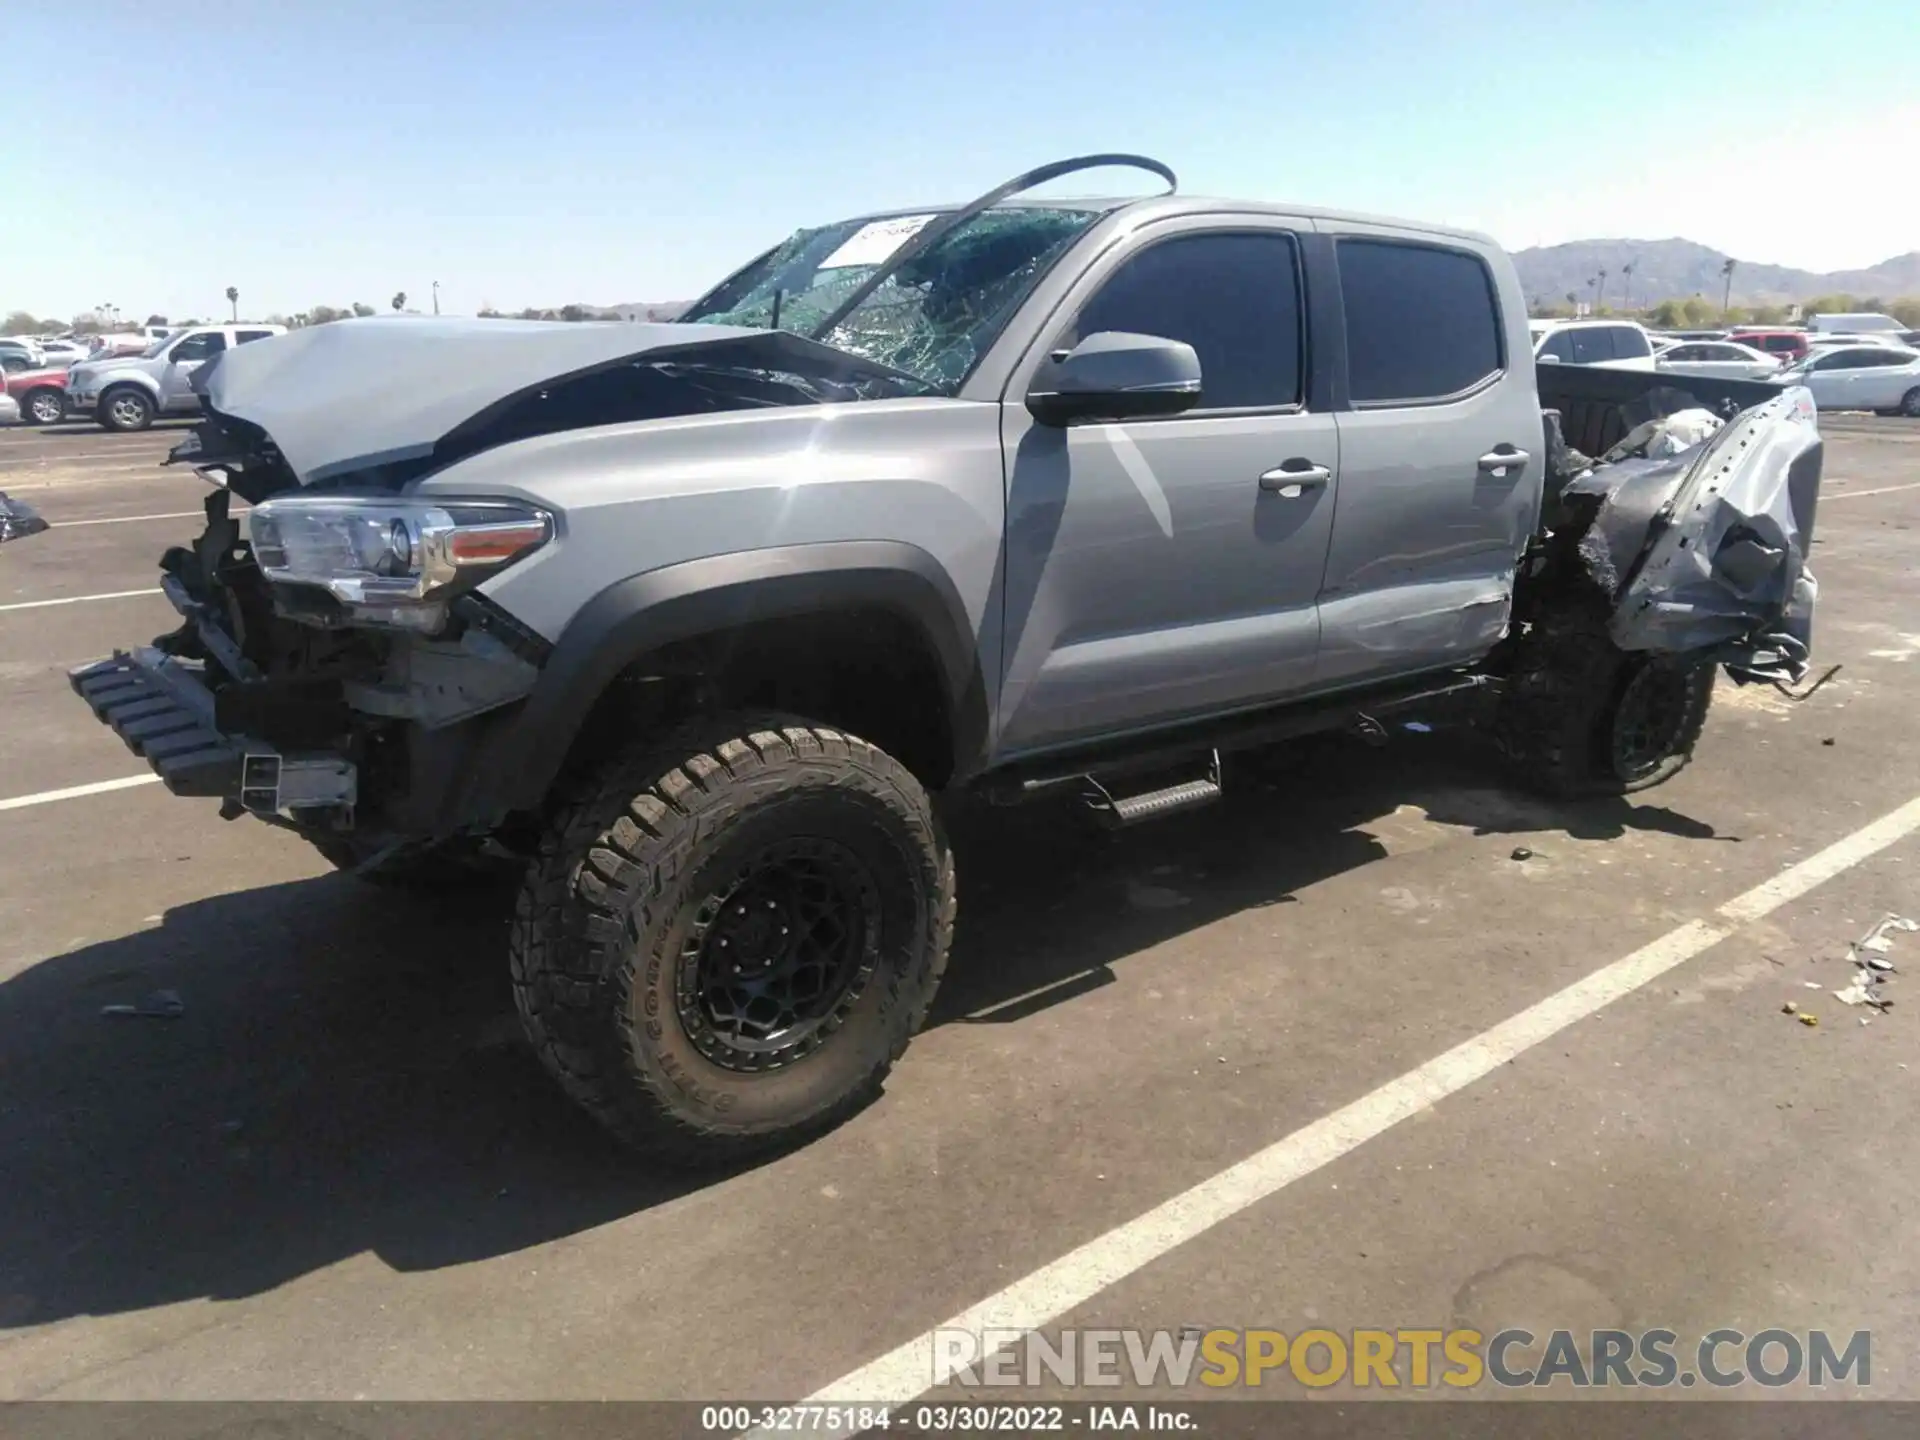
(308, 834, 505, 890)
(510, 713, 955, 1165)
(23, 387, 65, 425)
(1495, 602, 1715, 798)
(97, 386, 154, 432)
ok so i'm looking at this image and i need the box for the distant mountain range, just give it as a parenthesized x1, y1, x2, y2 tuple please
(1511, 239, 1920, 307)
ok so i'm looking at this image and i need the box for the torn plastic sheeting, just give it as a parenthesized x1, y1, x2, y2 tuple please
(0, 492, 50, 543)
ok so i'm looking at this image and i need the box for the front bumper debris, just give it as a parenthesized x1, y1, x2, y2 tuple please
(69, 648, 356, 812)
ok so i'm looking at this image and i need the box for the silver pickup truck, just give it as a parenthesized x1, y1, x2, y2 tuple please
(58, 155, 1822, 1163)
(65, 322, 286, 430)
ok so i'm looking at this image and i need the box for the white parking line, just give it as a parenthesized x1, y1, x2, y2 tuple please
(0, 773, 161, 813)
(1826, 481, 1920, 501)
(773, 792, 1920, 1425)
(0, 587, 163, 613)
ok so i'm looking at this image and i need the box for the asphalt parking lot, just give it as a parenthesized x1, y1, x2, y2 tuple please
(3, 413, 1919, 1407)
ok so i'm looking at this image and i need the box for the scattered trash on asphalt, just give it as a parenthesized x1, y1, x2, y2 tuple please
(1782, 1000, 1797, 1014)
(1804, 980, 1823, 989)
(1834, 977, 1876, 1007)
(1403, 722, 1433, 733)
(1799, 1013, 1819, 1027)
(1825, 915, 1913, 1016)
(1511, 847, 1534, 861)
(100, 988, 184, 1020)
(1821, 738, 1836, 747)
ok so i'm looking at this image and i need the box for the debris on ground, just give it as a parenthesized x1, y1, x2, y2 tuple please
(100, 988, 185, 1020)
(1827, 915, 1913, 1016)
(0, 493, 50, 544)
(1511, 847, 1534, 861)
(1799, 1013, 1820, 1027)
(1782, 1000, 1797, 1014)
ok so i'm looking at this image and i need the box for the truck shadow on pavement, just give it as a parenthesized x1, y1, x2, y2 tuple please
(0, 732, 1733, 1332)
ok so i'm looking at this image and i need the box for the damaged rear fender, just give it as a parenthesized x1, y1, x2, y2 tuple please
(1559, 386, 1822, 683)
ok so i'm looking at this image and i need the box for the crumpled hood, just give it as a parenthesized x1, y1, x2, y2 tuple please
(192, 316, 901, 485)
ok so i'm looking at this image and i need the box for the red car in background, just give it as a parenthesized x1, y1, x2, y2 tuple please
(1726, 328, 1811, 363)
(3, 367, 71, 425)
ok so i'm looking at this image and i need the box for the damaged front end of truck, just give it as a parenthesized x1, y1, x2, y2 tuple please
(67, 318, 936, 869)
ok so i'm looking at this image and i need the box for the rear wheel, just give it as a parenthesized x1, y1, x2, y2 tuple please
(23, 388, 65, 425)
(510, 713, 953, 1164)
(1901, 387, 1920, 418)
(98, 386, 154, 432)
(1495, 603, 1715, 797)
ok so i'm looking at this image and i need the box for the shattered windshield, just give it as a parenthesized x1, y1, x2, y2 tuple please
(681, 206, 1105, 395)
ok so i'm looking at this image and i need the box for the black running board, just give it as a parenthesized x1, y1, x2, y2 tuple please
(1082, 750, 1223, 827)
(980, 670, 1497, 807)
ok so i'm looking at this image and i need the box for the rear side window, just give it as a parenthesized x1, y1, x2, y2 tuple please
(1069, 231, 1304, 410)
(235, 329, 275, 344)
(1338, 239, 1502, 403)
(1569, 328, 1614, 364)
(1609, 326, 1651, 359)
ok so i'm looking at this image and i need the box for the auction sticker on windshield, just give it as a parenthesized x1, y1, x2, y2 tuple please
(819, 214, 938, 270)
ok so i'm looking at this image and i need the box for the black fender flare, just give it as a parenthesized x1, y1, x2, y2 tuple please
(464, 541, 991, 818)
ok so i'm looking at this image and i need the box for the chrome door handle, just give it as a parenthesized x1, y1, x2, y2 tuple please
(1478, 448, 1530, 474)
(1259, 467, 1329, 498)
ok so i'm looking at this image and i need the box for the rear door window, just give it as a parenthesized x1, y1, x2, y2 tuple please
(1568, 328, 1614, 364)
(1066, 231, 1305, 411)
(1609, 326, 1651, 359)
(1338, 239, 1503, 402)
(235, 329, 275, 344)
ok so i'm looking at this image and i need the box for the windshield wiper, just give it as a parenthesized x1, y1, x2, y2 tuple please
(803, 153, 1176, 343)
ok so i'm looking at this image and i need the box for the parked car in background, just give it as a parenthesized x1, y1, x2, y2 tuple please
(1664, 329, 1731, 342)
(1807, 312, 1905, 338)
(4, 367, 72, 425)
(0, 338, 47, 373)
(35, 338, 89, 365)
(1655, 339, 1784, 381)
(1775, 345, 1920, 416)
(1726, 328, 1811, 364)
(65, 323, 287, 430)
(1532, 319, 1658, 370)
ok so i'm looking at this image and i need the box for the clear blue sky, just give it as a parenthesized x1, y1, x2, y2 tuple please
(6, 0, 1916, 323)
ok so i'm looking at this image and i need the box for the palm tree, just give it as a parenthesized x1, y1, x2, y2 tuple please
(1596, 268, 1609, 309)
(1620, 260, 1636, 310)
(391, 292, 407, 313)
(1720, 258, 1737, 317)
(226, 286, 239, 322)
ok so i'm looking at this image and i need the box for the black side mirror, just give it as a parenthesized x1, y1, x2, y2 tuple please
(1027, 331, 1203, 426)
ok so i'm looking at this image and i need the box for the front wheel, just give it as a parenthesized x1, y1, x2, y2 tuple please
(1494, 605, 1715, 798)
(510, 714, 954, 1164)
(23, 388, 65, 425)
(97, 387, 154, 432)
(1901, 387, 1920, 419)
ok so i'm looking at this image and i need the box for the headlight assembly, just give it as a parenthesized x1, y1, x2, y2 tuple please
(247, 495, 552, 629)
